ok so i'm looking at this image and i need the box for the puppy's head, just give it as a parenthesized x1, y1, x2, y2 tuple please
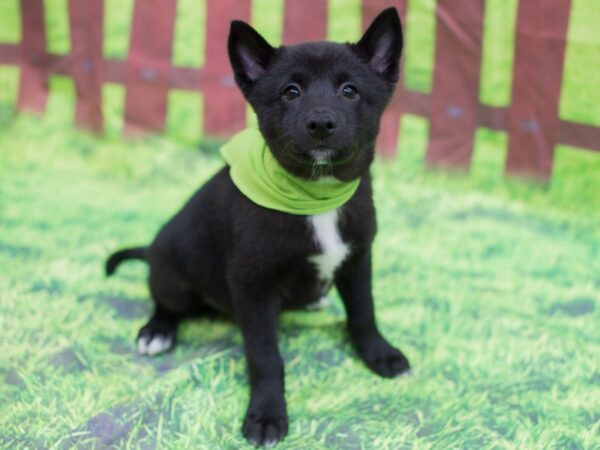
(228, 8, 403, 181)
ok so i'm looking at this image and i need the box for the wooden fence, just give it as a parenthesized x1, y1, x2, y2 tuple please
(0, 0, 599, 180)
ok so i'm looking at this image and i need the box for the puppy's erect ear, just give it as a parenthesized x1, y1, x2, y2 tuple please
(355, 7, 403, 82)
(228, 20, 274, 93)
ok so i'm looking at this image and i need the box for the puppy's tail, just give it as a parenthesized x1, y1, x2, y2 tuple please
(105, 247, 148, 276)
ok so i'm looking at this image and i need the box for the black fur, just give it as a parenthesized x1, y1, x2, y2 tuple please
(106, 8, 408, 447)
(105, 247, 146, 276)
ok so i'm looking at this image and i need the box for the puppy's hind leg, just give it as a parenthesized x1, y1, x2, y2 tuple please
(137, 261, 204, 356)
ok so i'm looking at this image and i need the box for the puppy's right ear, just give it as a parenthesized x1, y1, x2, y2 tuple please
(228, 21, 274, 94)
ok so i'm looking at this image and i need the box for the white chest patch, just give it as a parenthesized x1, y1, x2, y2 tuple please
(307, 209, 350, 283)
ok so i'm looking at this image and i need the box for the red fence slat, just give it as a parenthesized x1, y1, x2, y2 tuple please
(505, 0, 572, 179)
(203, 0, 251, 137)
(426, 0, 484, 168)
(103, 59, 205, 93)
(17, 0, 48, 114)
(478, 103, 507, 132)
(558, 121, 600, 153)
(361, 0, 408, 157)
(283, 0, 328, 44)
(123, 0, 177, 135)
(68, 0, 104, 133)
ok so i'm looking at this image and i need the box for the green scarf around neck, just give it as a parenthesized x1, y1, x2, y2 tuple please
(220, 128, 361, 215)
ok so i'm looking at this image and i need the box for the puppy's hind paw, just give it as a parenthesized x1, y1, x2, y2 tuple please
(137, 333, 174, 356)
(306, 296, 331, 311)
(136, 319, 177, 356)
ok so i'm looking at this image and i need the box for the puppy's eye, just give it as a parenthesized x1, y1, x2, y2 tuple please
(282, 85, 301, 101)
(341, 84, 358, 99)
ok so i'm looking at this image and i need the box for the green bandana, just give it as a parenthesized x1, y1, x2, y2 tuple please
(220, 128, 360, 215)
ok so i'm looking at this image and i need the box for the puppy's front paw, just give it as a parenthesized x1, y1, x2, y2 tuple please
(358, 338, 410, 378)
(242, 405, 288, 447)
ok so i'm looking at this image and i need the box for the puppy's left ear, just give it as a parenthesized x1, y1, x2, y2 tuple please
(354, 7, 403, 82)
(228, 20, 274, 94)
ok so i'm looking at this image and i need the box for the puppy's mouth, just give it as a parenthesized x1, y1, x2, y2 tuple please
(310, 147, 336, 166)
(289, 146, 355, 167)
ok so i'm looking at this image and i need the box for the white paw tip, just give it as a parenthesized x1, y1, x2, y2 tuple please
(306, 296, 331, 311)
(137, 335, 173, 356)
(399, 369, 413, 378)
(137, 336, 150, 355)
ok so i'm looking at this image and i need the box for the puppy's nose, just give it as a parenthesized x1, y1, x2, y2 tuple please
(306, 114, 337, 139)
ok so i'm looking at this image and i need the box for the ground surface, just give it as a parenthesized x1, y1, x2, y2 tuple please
(1, 106, 599, 449)
(1, 0, 600, 449)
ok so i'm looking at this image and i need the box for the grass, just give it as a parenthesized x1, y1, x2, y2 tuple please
(1, 88, 599, 449)
(1, 0, 600, 448)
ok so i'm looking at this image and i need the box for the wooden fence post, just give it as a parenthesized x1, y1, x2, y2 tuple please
(362, 0, 408, 157)
(202, 0, 251, 137)
(17, 0, 48, 114)
(283, 0, 328, 44)
(68, 0, 104, 133)
(506, 0, 572, 179)
(426, 0, 484, 169)
(123, 0, 177, 136)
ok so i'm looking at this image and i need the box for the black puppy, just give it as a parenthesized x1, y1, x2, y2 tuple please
(106, 7, 409, 446)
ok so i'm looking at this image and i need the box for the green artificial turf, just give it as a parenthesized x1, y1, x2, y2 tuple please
(1, 0, 600, 449)
(1, 90, 599, 449)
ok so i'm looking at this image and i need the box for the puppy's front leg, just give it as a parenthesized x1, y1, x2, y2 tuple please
(232, 285, 288, 447)
(335, 249, 410, 377)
